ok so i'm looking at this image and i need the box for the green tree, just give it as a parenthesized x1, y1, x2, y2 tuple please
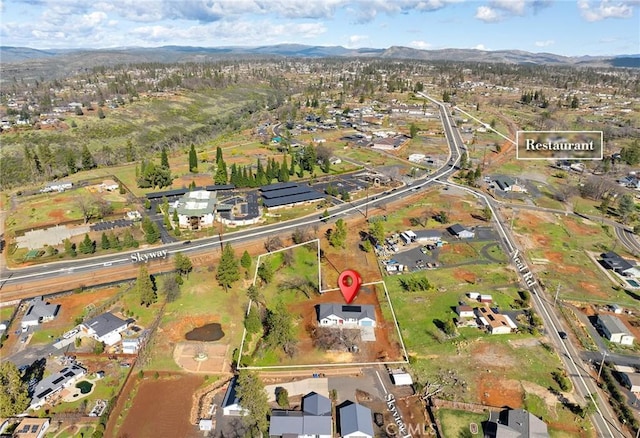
(257, 262, 274, 285)
(244, 305, 261, 334)
(163, 276, 181, 303)
(621, 139, 640, 166)
(618, 194, 635, 223)
(370, 220, 385, 243)
(216, 244, 240, 291)
(141, 217, 160, 244)
(100, 232, 110, 250)
(409, 123, 419, 138)
(64, 238, 77, 257)
(483, 206, 493, 222)
(136, 265, 157, 307)
(189, 144, 198, 172)
(123, 230, 137, 248)
(172, 208, 179, 225)
(328, 218, 347, 248)
(214, 160, 228, 185)
(276, 387, 289, 408)
(81, 145, 96, 170)
(174, 252, 193, 277)
(79, 233, 95, 254)
(442, 90, 451, 102)
(160, 146, 170, 169)
(93, 341, 105, 354)
(435, 210, 449, 224)
(236, 370, 269, 435)
(241, 250, 252, 271)
(266, 301, 297, 356)
(0, 361, 30, 416)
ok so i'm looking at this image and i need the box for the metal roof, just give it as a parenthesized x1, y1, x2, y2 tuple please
(339, 403, 374, 436)
(262, 190, 324, 208)
(83, 312, 127, 338)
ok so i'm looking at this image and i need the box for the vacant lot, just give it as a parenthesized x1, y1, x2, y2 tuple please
(116, 374, 204, 438)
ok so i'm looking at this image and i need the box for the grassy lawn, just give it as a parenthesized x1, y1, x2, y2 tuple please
(437, 408, 486, 437)
(0, 305, 16, 321)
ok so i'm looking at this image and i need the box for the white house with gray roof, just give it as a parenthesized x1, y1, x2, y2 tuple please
(339, 403, 374, 438)
(269, 392, 332, 438)
(317, 304, 376, 327)
(82, 312, 129, 346)
(30, 364, 86, 410)
(597, 314, 635, 345)
(21, 296, 60, 328)
(169, 190, 218, 230)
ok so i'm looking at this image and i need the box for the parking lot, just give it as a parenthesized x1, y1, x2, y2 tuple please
(382, 226, 504, 273)
(90, 218, 134, 232)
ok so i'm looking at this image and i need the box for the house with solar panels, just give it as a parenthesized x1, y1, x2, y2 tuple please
(29, 364, 87, 410)
(260, 182, 325, 209)
(316, 303, 377, 327)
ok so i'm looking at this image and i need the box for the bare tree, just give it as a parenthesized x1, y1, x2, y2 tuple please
(264, 235, 284, 252)
(74, 195, 96, 224)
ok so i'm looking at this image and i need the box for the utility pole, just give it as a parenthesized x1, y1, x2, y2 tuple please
(597, 350, 608, 383)
(554, 283, 561, 307)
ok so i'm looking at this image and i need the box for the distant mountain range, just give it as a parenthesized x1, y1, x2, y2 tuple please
(1, 44, 638, 81)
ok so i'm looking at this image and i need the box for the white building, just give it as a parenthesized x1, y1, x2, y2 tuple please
(597, 314, 635, 345)
(317, 304, 377, 327)
(169, 190, 217, 230)
(82, 312, 129, 346)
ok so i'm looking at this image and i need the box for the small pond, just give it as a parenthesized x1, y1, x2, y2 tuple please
(185, 323, 225, 341)
(75, 380, 93, 394)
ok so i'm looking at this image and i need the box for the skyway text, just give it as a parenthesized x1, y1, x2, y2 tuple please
(131, 250, 168, 263)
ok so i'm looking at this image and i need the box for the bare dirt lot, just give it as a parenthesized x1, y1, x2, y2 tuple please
(174, 341, 230, 373)
(288, 285, 403, 365)
(116, 374, 204, 438)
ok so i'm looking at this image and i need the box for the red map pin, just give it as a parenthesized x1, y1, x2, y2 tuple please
(338, 270, 362, 304)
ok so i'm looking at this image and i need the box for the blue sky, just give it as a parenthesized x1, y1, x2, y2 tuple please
(1, 0, 638, 56)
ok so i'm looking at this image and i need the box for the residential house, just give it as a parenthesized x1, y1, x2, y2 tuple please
(448, 224, 475, 239)
(21, 297, 60, 329)
(12, 417, 50, 438)
(30, 364, 87, 410)
(600, 252, 640, 278)
(339, 403, 374, 438)
(100, 179, 119, 192)
(479, 294, 493, 303)
(317, 304, 376, 327)
(476, 307, 517, 335)
(456, 305, 475, 319)
(82, 312, 129, 346)
(221, 377, 248, 416)
(597, 314, 635, 345)
(269, 392, 332, 438)
(486, 408, 549, 438)
(620, 372, 640, 393)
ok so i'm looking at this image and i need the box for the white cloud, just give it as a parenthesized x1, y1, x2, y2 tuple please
(491, 0, 527, 14)
(534, 39, 555, 47)
(475, 5, 503, 21)
(347, 34, 369, 47)
(578, 0, 636, 21)
(409, 40, 433, 49)
(473, 44, 489, 50)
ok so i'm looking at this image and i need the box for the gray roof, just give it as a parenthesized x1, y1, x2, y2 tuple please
(494, 176, 515, 191)
(222, 376, 241, 408)
(83, 312, 127, 338)
(598, 314, 633, 337)
(506, 409, 549, 438)
(22, 296, 60, 324)
(260, 184, 324, 208)
(317, 303, 376, 322)
(339, 403, 374, 436)
(413, 229, 443, 239)
(269, 392, 332, 436)
(170, 190, 217, 217)
(31, 364, 86, 408)
(303, 392, 331, 416)
(448, 223, 470, 235)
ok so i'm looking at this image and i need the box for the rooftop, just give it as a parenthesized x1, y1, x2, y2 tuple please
(83, 312, 127, 338)
(317, 303, 376, 321)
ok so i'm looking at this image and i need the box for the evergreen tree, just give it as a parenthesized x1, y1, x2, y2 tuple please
(172, 208, 179, 224)
(160, 146, 170, 169)
(0, 362, 30, 416)
(142, 217, 160, 244)
(256, 159, 267, 186)
(64, 238, 77, 257)
(189, 144, 198, 172)
(123, 230, 137, 248)
(240, 250, 252, 271)
(216, 146, 223, 164)
(174, 252, 193, 277)
(79, 233, 95, 254)
(236, 371, 269, 435)
(329, 219, 347, 248)
(216, 244, 240, 290)
(244, 306, 261, 334)
(136, 265, 157, 307)
(289, 155, 296, 176)
(266, 301, 296, 355)
(108, 232, 121, 250)
(214, 160, 228, 185)
(101, 232, 110, 250)
(257, 262, 274, 284)
(81, 145, 96, 170)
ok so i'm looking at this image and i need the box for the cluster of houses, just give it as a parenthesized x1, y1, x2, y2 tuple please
(455, 293, 519, 335)
(220, 383, 376, 438)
